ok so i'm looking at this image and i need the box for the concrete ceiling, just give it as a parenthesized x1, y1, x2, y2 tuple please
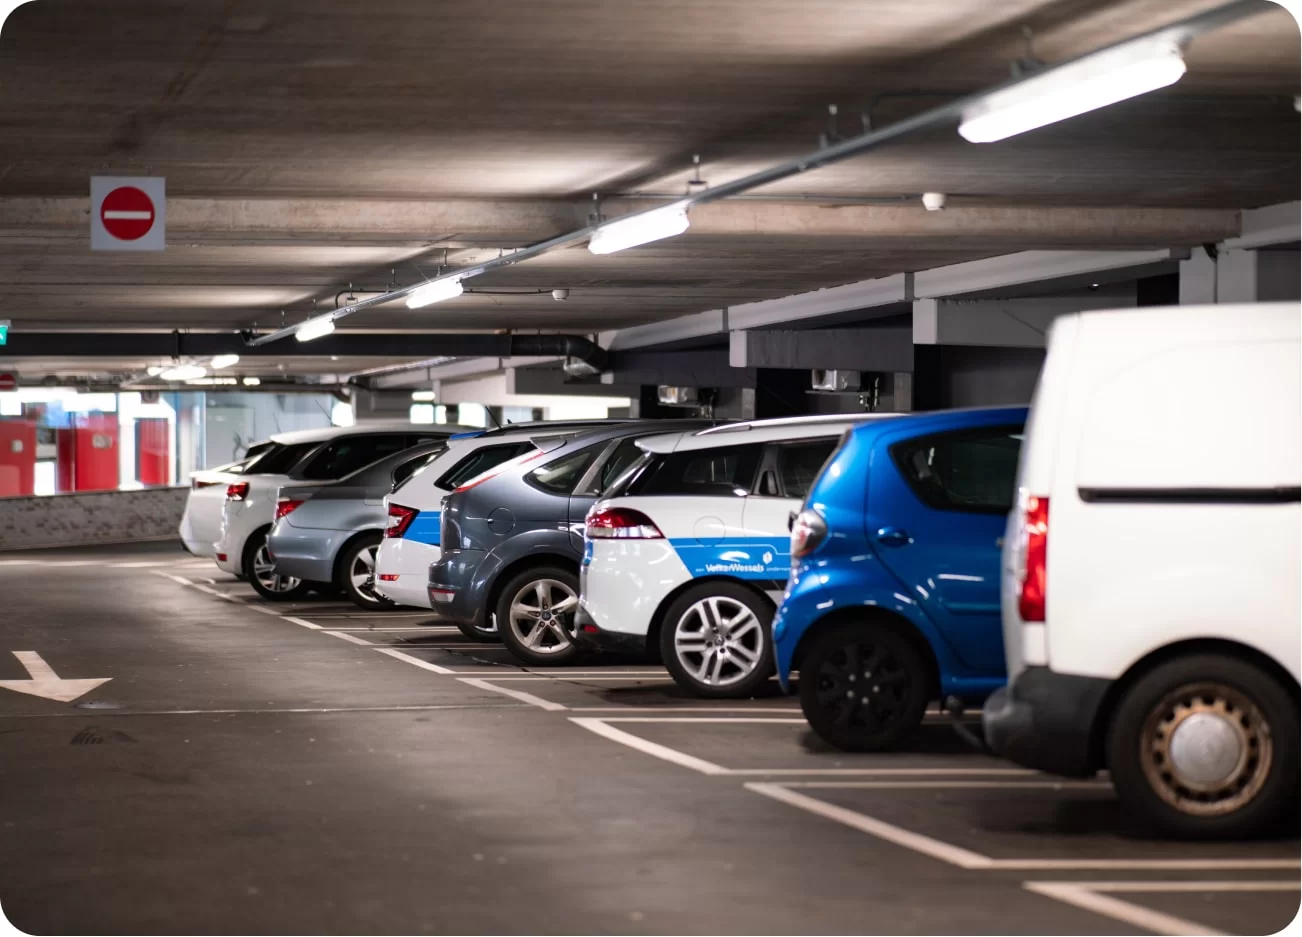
(0, 0, 1297, 379)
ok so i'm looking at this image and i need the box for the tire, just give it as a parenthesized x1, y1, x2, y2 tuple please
(244, 530, 314, 602)
(337, 534, 398, 612)
(660, 582, 775, 699)
(798, 621, 930, 752)
(496, 565, 582, 666)
(1106, 653, 1299, 839)
(456, 619, 499, 642)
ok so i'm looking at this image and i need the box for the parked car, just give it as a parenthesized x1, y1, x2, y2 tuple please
(212, 421, 475, 600)
(265, 439, 454, 610)
(576, 414, 891, 698)
(429, 419, 714, 659)
(373, 419, 637, 612)
(771, 406, 1028, 751)
(180, 439, 300, 560)
(984, 302, 1300, 838)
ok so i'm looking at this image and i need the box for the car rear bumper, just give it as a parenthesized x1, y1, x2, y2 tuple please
(265, 526, 340, 584)
(374, 538, 440, 609)
(573, 605, 649, 655)
(427, 549, 494, 626)
(982, 666, 1112, 778)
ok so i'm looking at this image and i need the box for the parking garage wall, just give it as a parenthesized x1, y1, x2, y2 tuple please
(0, 486, 187, 551)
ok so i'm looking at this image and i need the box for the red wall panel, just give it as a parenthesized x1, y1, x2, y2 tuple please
(0, 420, 37, 497)
(136, 418, 171, 486)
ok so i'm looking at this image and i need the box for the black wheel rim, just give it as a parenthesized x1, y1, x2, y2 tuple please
(813, 638, 912, 734)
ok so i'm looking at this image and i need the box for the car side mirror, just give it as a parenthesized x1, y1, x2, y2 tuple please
(787, 510, 796, 532)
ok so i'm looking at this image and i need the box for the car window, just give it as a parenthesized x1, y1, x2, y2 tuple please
(623, 443, 763, 498)
(241, 441, 318, 475)
(296, 434, 413, 481)
(436, 443, 534, 491)
(890, 425, 1024, 514)
(391, 446, 447, 491)
(585, 437, 647, 496)
(776, 437, 839, 500)
(527, 447, 598, 495)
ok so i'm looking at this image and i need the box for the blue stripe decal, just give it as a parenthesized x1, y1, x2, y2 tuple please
(403, 511, 442, 546)
(667, 538, 791, 580)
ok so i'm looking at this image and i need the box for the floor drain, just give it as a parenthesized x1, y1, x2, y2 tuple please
(71, 728, 104, 746)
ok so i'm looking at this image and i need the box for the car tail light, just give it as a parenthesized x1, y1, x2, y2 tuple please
(275, 497, 304, 520)
(790, 509, 827, 559)
(385, 503, 418, 538)
(378, 573, 399, 582)
(585, 506, 663, 540)
(1017, 496, 1049, 622)
(225, 482, 250, 501)
(453, 449, 547, 493)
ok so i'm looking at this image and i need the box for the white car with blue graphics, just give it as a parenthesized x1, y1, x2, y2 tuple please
(373, 420, 634, 613)
(576, 414, 888, 698)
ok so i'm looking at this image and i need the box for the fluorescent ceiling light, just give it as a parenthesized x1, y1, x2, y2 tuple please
(62, 392, 119, 413)
(295, 318, 336, 342)
(210, 353, 240, 369)
(160, 364, 207, 381)
(146, 365, 166, 377)
(589, 204, 690, 255)
(406, 277, 465, 309)
(242, 376, 262, 386)
(958, 37, 1186, 143)
(411, 390, 436, 402)
(184, 377, 238, 386)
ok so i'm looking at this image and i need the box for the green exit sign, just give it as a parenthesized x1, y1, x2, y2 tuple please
(0, 320, 8, 345)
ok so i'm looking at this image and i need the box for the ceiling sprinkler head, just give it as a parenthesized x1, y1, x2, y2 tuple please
(921, 192, 947, 211)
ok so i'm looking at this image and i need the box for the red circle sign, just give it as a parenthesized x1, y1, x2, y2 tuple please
(100, 186, 155, 241)
(0, 374, 15, 392)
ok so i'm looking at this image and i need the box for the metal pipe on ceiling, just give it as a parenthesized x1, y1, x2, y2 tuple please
(242, 0, 1271, 348)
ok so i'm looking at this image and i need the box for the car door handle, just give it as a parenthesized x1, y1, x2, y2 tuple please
(876, 526, 911, 547)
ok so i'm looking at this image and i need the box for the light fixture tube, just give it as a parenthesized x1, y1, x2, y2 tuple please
(958, 37, 1186, 143)
(159, 364, 207, 381)
(406, 277, 465, 309)
(295, 318, 336, 342)
(588, 204, 690, 255)
(210, 353, 240, 369)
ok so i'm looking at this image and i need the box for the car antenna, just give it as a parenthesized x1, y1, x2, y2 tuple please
(484, 407, 503, 430)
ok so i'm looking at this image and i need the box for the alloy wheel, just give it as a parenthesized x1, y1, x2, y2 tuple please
(507, 579, 578, 656)
(252, 543, 303, 594)
(348, 543, 384, 605)
(673, 596, 764, 688)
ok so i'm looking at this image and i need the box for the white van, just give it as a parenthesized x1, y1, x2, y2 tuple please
(984, 302, 1300, 838)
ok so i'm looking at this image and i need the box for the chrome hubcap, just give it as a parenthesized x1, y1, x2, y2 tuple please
(349, 544, 382, 604)
(252, 543, 301, 594)
(508, 579, 578, 655)
(1141, 682, 1272, 817)
(673, 596, 763, 688)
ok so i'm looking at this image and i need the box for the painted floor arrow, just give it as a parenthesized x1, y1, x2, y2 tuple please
(0, 651, 112, 703)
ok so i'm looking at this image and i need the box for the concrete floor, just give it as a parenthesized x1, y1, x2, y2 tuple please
(0, 543, 1296, 935)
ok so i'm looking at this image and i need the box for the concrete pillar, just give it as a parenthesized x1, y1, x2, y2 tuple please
(1179, 248, 1300, 304)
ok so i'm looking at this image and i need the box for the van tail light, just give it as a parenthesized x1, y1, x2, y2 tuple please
(790, 509, 828, 559)
(586, 506, 664, 540)
(225, 482, 250, 501)
(385, 503, 419, 538)
(275, 497, 304, 520)
(1017, 496, 1049, 622)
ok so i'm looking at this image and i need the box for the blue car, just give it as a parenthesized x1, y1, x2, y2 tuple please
(773, 406, 1028, 751)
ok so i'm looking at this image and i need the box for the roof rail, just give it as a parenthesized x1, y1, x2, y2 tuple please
(697, 413, 899, 435)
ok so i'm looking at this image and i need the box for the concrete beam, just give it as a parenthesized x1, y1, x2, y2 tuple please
(729, 326, 913, 371)
(507, 366, 640, 398)
(368, 356, 560, 389)
(913, 293, 1137, 347)
(1221, 200, 1301, 251)
(0, 197, 1239, 248)
(434, 373, 631, 412)
(600, 350, 756, 389)
(913, 249, 1190, 299)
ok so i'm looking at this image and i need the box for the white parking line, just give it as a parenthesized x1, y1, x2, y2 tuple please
(1022, 881, 1300, 937)
(281, 616, 323, 631)
(373, 648, 456, 674)
(745, 782, 1302, 871)
(569, 716, 728, 773)
(325, 631, 374, 646)
(458, 677, 568, 712)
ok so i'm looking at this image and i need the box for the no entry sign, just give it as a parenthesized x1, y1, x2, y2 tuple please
(91, 176, 166, 251)
(0, 374, 15, 392)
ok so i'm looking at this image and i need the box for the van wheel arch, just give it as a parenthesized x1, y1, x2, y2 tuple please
(647, 576, 777, 660)
(791, 608, 941, 702)
(1094, 637, 1301, 775)
(486, 553, 579, 627)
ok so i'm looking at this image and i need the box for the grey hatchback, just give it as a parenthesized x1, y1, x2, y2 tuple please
(430, 419, 714, 664)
